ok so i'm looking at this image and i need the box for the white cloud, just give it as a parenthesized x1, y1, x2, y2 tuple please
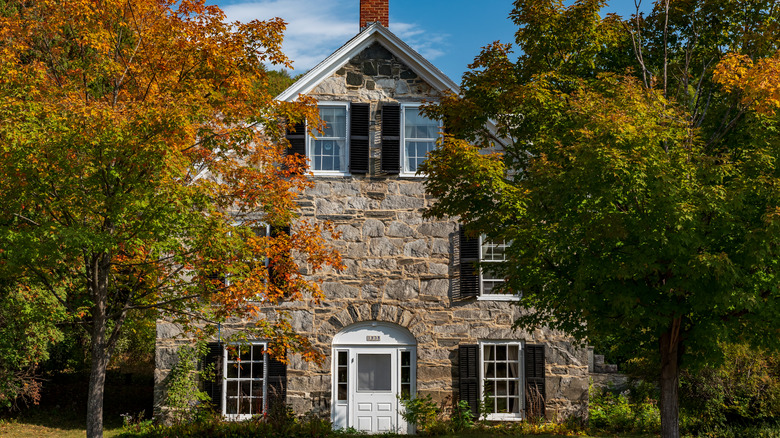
(219, 0, 450, 73)
(391, 21, 448, 61)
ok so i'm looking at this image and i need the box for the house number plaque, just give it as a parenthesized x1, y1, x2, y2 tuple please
(366, 335, 380, 341)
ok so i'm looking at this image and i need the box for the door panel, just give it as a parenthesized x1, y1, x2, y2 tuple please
(332, 344, 415, 434)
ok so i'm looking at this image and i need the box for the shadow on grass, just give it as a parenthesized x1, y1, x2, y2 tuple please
(2, 370, 153, 432)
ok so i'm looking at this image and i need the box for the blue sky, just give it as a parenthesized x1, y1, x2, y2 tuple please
(209, 0, 654, 84)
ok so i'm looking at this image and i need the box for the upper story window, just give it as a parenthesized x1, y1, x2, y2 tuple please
(401, 105, 439, 176)
(480, 237, 511, 297)
(286, 102, 370, 176)
(459, 227, 516, 300)
(310, 104, 348, 174)
(380, 103, 440, 176)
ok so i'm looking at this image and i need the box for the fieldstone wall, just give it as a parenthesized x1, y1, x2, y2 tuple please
(154, 43, 589, 422)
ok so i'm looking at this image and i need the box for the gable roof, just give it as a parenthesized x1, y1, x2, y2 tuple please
(276, 23, 460, 102)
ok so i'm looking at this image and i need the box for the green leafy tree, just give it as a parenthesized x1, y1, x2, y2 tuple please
(421, 1, 780, 437)
(0, 1, 341, 437)
(0, 280, 64, 409)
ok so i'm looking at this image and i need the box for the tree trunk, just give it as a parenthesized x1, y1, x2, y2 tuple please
(86, 253, 112, 438)
(659, 317, 682, 438)
(87, 326, 109, 438)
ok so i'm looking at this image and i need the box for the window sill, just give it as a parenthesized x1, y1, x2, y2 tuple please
(477, 295, 520, 302)
(484, 413, 524, 421)
(224, 414, 256, 422)
(310, 171, 351, 177)
(398, 172, 426, 178)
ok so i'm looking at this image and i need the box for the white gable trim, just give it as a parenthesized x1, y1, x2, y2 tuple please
(276, 23, 460, 102)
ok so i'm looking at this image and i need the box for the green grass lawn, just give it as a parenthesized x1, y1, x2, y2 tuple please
(0, 411, 123, 438)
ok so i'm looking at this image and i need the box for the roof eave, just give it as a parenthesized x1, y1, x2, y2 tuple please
(276, 23, 460, 102)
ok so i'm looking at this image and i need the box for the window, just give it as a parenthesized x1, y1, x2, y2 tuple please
(480, 236, 512, 298)
(458, 227, 516, 300)
(481, 342, 523, 419)
(310, 104, 348, 174)
(201, 341, 287, 421)
(336, 350, 348, 402)
(401, 105, 439, 175)
(459, 343, 545, 420)
(223, 342, 267, 420)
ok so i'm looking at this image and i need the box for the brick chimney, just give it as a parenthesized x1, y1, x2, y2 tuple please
(360, 0, 389, 29)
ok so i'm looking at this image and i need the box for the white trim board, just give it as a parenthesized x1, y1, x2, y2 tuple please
(276, 23, 460, 102)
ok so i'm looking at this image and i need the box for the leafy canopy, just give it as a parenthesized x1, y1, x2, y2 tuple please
(423, 0, 780, 367)
(0, 0, 341, 430)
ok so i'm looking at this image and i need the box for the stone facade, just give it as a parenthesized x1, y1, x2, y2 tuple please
(155, 37, 589, 424)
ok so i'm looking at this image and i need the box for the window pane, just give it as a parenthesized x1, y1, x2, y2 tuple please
(240, 381, 251, 397)
(509, 397, 521, 413)
(338, 384, 348, 401)
(401, 351, 411, 367)
(227, 362, 239, 379)
(312, 106, 346, 172)
(496, 397, 508, 413)
(401, 367, 410, 383)
(496, 362, 507, 378)
(496, 345, 507, 361)
(485, 363, 495, 378)
(357, 354, 392, 391)
(254, 397, 264, 414)
(227, 381, 238, 397)
(338, 351, 347, 367)
(227, 397, 238, 414)
(252, 361, 264, 379)
(252, 382, 263, 398)
(239, 396, 251, 414)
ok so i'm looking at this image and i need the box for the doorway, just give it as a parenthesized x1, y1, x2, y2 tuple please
(332, 322, 417, 434)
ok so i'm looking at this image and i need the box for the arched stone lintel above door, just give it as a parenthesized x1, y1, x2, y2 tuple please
(332, 321, 417, 347)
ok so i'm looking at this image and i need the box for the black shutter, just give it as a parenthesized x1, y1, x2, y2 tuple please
(268, 225, 291, 291)
(350, 103, 370, 174)
(266, 352, 287, 411)
(203, 342, 224, 412)
(458, 344, 479, 417)
(270, 225, 290, 238)
(381, 104, 400, 174)
(459, 227, 479, 298)
(524, 344, 546, 418)
(285, 122, 306, 156)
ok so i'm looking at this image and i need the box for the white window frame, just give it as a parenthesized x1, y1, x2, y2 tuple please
(479, 340, 525, 421)
(477, 235, 518, 301)
(308, 102, 350, 176)
(222, 341, 268, 421)
(400, 103, 441, 177)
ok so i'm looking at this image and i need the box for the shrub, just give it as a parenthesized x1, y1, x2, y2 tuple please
(588, 381, 660, 434)
(398, 393, 441, 434)
(163, 343, 212, 425)
(680, 343, 780, 433)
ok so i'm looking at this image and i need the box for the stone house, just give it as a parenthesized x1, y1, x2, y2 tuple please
(154, 0, 589, 433)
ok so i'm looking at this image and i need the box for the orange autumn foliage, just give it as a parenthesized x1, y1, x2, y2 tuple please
(0, 1, 341, 436)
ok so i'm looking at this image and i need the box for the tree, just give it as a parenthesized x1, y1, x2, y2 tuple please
(421, 1, 780, 436)
(0, 280, 64, 409)
(0, 1, 341, 437)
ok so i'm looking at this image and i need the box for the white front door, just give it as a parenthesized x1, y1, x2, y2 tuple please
(353, 349, 397, 432)
(331, 322, 417, 434)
